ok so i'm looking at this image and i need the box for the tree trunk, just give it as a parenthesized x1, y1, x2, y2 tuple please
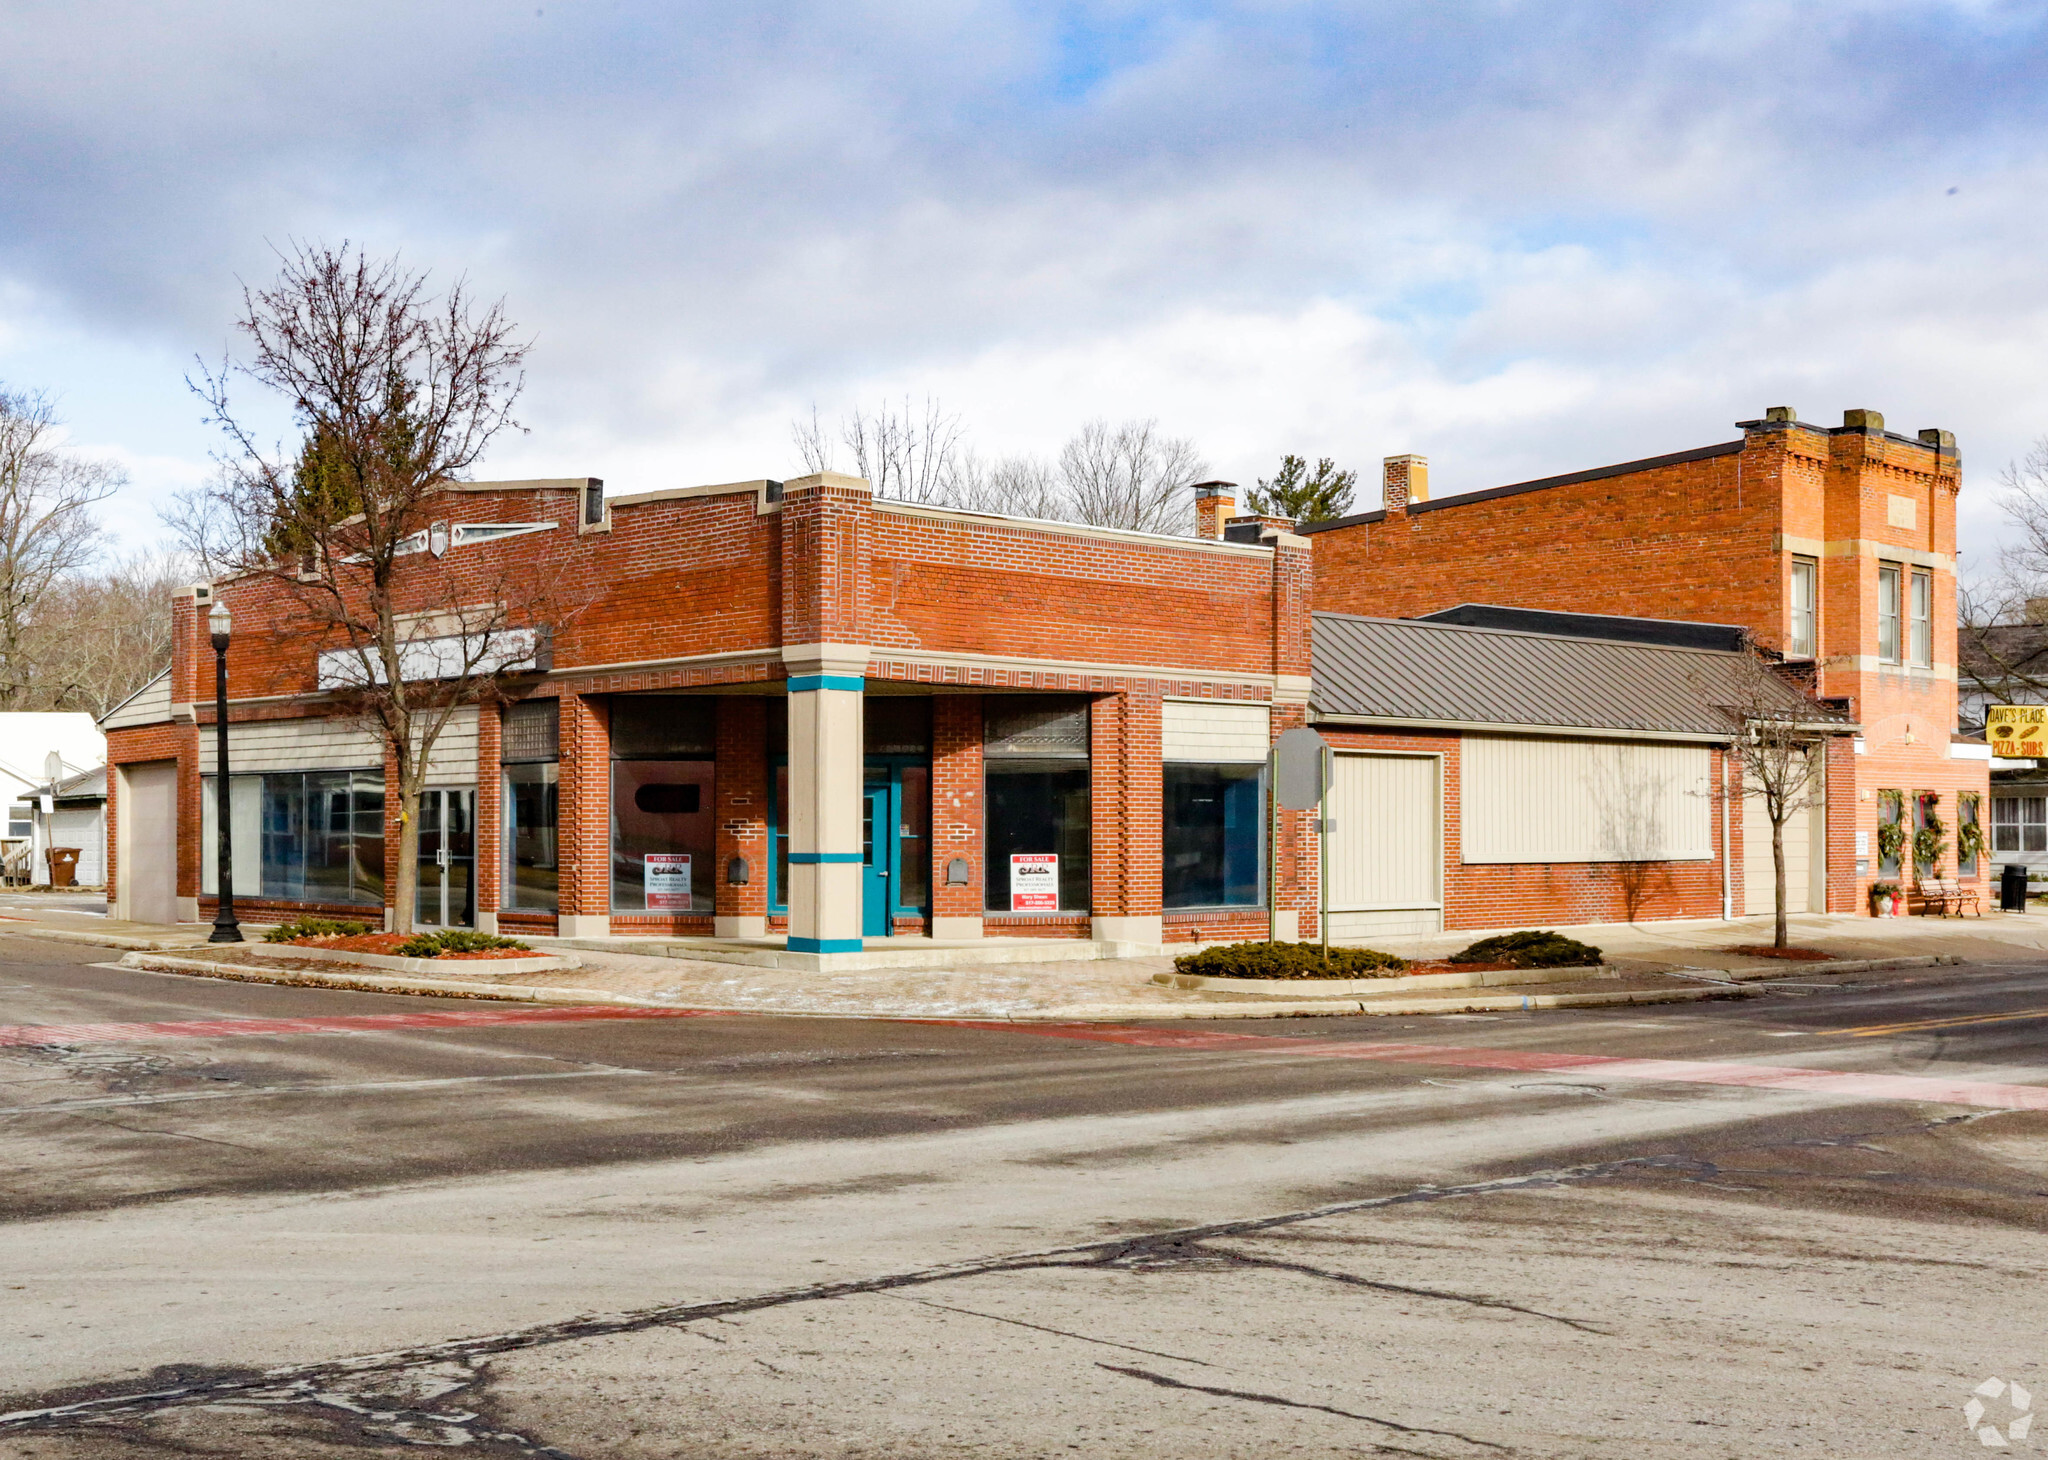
(392, 773, 421, 935)
(1772, 814, 1788, 950)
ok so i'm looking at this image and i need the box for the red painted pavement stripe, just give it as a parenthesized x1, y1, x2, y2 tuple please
(0, 1006, 726, 1047)
(935, 1022, 2048, 1113)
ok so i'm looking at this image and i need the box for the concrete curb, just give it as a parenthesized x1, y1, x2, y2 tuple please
(119, 954, 671, 1008)
(1654, 953, 1961, 983)
(116, 952, 1748, 1021)
(0, 923, 211, 953)
(1155, 963, 1613, 996)
(243, 943, 579, 977)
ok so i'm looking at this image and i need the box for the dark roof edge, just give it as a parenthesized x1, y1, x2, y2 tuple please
(1297, 439, 1745, 535)
(1310, 608, 1747, 658)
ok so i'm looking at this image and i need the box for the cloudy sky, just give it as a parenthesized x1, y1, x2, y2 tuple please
(3, 0, 2046, 560)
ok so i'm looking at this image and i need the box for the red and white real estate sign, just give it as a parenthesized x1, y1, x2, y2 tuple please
(1010, 854, 1059, 911)
(644, 853, 692, 911)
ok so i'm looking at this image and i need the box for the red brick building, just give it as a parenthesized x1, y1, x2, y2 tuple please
(99, 419, 1903, 954)
(101, 473, 1324, 957)
(1300, 408, 1988, 914)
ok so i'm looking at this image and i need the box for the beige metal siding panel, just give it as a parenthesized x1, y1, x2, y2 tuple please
(1744, 786, 1811, 915)
(101, 672, 172, 730)
(422, 706, 481, 785)
(1161, 701, 1270, 763)
(1327, 753, 1440, 913)
(1461, 736, 1713, 864)
(198, 717, 384, 776)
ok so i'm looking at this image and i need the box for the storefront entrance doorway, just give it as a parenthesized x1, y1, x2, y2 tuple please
(416, 787, 476, 928)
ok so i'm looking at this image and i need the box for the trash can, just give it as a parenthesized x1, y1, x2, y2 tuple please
(2001, 863, 2029, 913)
(46, 847, 79, 888)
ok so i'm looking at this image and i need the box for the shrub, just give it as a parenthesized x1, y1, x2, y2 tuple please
(262, 917, 369, 943)
(395, 928, 532, 959)
(1447, 930, 1602, 968)
(1172, 940, 1406, 979)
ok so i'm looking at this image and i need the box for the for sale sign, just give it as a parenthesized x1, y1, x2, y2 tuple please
(645, 853, 692, 911)
(1009, 854, 1059, 911)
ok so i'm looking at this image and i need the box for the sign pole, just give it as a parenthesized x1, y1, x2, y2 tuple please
(1268, 745, 1279, 944)
(1319, 745, 1330, 963)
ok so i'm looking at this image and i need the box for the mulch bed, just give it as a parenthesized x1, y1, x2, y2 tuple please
(279, 933, 539, 961)
(1726, 945, 1835, 961)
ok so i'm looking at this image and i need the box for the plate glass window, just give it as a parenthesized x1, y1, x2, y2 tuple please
(983, 697, 1091, 914)
(610, 697, 715, 913)
(1789, 557, 1818, 658)
(202, 771, 384, 903)
(1877, 564, 1902, 664)
(1909, 568, 1933, 668)
(502, 701, 559, 913)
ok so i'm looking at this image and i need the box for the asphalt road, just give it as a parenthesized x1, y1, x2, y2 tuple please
(0, 935, 2044, 1458)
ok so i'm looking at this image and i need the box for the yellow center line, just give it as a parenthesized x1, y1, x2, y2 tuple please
(1829, 1008, 2048, 1037)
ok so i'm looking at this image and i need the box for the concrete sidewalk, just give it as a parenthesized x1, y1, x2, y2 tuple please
(9, 903, 2039, 1021)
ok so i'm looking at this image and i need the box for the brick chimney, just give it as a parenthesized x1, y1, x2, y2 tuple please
(1192, 481, 1237, 540)
(1383, 455, 1429, 517)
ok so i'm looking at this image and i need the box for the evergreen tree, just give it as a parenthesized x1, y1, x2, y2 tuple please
(1246, 454, 1356, 523)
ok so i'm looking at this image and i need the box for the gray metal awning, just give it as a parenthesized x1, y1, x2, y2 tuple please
(1311, 612, 1847, 740)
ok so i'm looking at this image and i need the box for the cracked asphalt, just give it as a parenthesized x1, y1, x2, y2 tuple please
(1, 933, 2044, 1456)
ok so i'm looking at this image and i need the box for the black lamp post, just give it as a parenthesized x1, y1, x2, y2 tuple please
(208, 599, 242, 943)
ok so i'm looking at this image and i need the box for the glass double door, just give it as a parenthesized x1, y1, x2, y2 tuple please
(416, 787, 476, 929)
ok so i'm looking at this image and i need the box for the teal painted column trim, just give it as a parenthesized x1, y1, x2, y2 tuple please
(789, 851, 862, 864)
(786, 674, 865, 693)
(788, 935, 865, 954)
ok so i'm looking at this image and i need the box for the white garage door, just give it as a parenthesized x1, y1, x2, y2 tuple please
(121, 762, 179, 924)
(53, 808, 103, 887)
(1743, 775, 1824, 917)
(1324, 753, 1441, 940)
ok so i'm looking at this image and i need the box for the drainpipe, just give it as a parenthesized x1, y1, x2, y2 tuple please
(1721, 747, 1734, 919)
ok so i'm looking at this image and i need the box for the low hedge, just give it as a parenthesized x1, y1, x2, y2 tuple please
(395, 929, 532, 959)
(1447, 930, 1601, 968)
(262, 917, 369, 943)
(1172, 940, 1406, 980)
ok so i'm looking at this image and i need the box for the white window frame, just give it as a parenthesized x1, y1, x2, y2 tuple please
(1877, 563, 1902, 665)
(1789, 557, 1817, 658)
(1909, 567, 1933, 669)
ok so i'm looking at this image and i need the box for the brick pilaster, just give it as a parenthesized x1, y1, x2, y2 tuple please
(476, 704, 502, 919)
(558, 693, 611, 925)
(932, 696, 983, 932)
(715, 696, 769, 930)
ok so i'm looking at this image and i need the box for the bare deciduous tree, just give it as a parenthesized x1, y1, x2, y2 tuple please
(1960, 435, 2048, 718)
(168, 242, 562, 933)
(31, 553, 190, 716)
(793, 397, 966, 505)
(790, 402, 1207, 533)
(1058, 418, 1206, 535)
(1702, 642, 1838, 949)
(0, 388, 124, 708)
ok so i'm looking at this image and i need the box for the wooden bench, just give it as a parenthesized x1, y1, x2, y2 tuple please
(1914, 876, 1981, 917)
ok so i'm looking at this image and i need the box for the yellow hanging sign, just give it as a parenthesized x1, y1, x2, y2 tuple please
(1986, 705, 2048, 756)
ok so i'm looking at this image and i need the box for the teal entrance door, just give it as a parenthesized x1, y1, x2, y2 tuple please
(862, 784, 891, 936)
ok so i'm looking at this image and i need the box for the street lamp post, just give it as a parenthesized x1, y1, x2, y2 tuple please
(208, 599, 242, 944)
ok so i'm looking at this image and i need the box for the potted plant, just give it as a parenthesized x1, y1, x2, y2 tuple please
(1868, 881, 1900, 917)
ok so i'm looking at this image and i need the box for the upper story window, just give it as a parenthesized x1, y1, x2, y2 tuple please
(1877, 563, 1902, 664)
(1910, 567, 1933, 668)
(1789, 557, 1818, 658)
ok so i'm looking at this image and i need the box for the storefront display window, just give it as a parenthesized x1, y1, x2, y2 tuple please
(610, 696, 716, 913)
(983, 697, 1090, 913)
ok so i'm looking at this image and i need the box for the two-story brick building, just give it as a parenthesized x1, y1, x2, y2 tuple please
(1301, 408, 1990, 912)
(98, 427, 1874, 954)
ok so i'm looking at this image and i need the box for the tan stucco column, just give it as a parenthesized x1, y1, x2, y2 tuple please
(783, 645, 867, 952)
